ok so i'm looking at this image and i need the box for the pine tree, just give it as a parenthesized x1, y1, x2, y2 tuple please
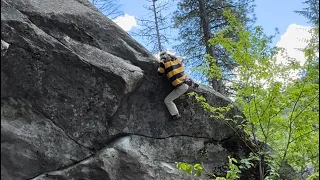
(173, 0, 255, 95)
(295, 0, 319, 27)
(296, 0, 319, 85)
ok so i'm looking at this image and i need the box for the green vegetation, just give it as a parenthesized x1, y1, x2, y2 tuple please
(177, 3, 318, 179)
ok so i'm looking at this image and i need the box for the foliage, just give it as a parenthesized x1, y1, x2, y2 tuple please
(187, 91, 232, 120)
(294, 0, 319, 27)
(176, 155, 259, 179)
(224, 157, 241, 179)
(207, 9, 319, 179)
(175, 0, 318, 179)
(173, 0, 255, 94)
(176, 162, 203, 177)
(306, 172, 319, 180)
(238, 152, 258, 170)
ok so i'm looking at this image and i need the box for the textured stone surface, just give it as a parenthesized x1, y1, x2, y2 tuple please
(1, 0, 258, 179)
(1, 98, 92, 179)
(33, 135, 232, 180)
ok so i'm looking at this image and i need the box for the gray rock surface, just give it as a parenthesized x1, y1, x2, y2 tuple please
(33, 135, 229, 180)
(1, 98, 92, 179)
(1, 0, 256, 179)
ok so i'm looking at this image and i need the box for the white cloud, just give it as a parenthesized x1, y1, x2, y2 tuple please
(113, 14, 137, 32)
(274, 24, 313, 82)
(276, 24, 312, 65)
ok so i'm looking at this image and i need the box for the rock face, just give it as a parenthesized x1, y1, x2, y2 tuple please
(1, 0, 253, 179)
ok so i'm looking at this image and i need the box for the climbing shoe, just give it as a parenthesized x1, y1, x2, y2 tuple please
(170, 114, 181, 121)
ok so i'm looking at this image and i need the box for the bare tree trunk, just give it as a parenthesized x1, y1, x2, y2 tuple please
(198, 0, 212, 55)
(198, 0, 223, 93)
(152, 0, 162, 52)
(131, 0, 172, 53)
(251, 123, 265, 180)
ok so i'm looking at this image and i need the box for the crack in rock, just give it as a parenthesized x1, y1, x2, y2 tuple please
(29, 133, 225, 180)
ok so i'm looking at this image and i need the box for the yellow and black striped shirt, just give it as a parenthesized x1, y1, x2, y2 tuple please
(157, 58, 186, 87)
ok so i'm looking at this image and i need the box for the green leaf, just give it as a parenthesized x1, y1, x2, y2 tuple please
(195, 169, 203, 176)
(306, 172, 319, 180)
(193, 164, 203, 170)
(186, 165, 192, 175)
(216, 178, 227, 180)
(181, 163, 188, 170)
(231, 157, 238, 163)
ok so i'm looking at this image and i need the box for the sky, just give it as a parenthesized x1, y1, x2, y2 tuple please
(113, 0, 311, 44)
(110, 0, 314, 84)
(254, 0, 310, 44)
(112, 1, 313, 65)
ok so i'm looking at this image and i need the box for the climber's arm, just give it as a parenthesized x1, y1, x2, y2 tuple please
(157, 61, 165, 76)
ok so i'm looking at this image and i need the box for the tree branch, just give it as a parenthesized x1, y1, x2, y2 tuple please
(279, 89, 304, 169)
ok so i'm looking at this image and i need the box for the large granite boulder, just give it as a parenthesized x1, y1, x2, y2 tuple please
(1, 0, 255, 179)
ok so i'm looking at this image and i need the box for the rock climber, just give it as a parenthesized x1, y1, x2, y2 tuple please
(157, 51, 198, 121)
